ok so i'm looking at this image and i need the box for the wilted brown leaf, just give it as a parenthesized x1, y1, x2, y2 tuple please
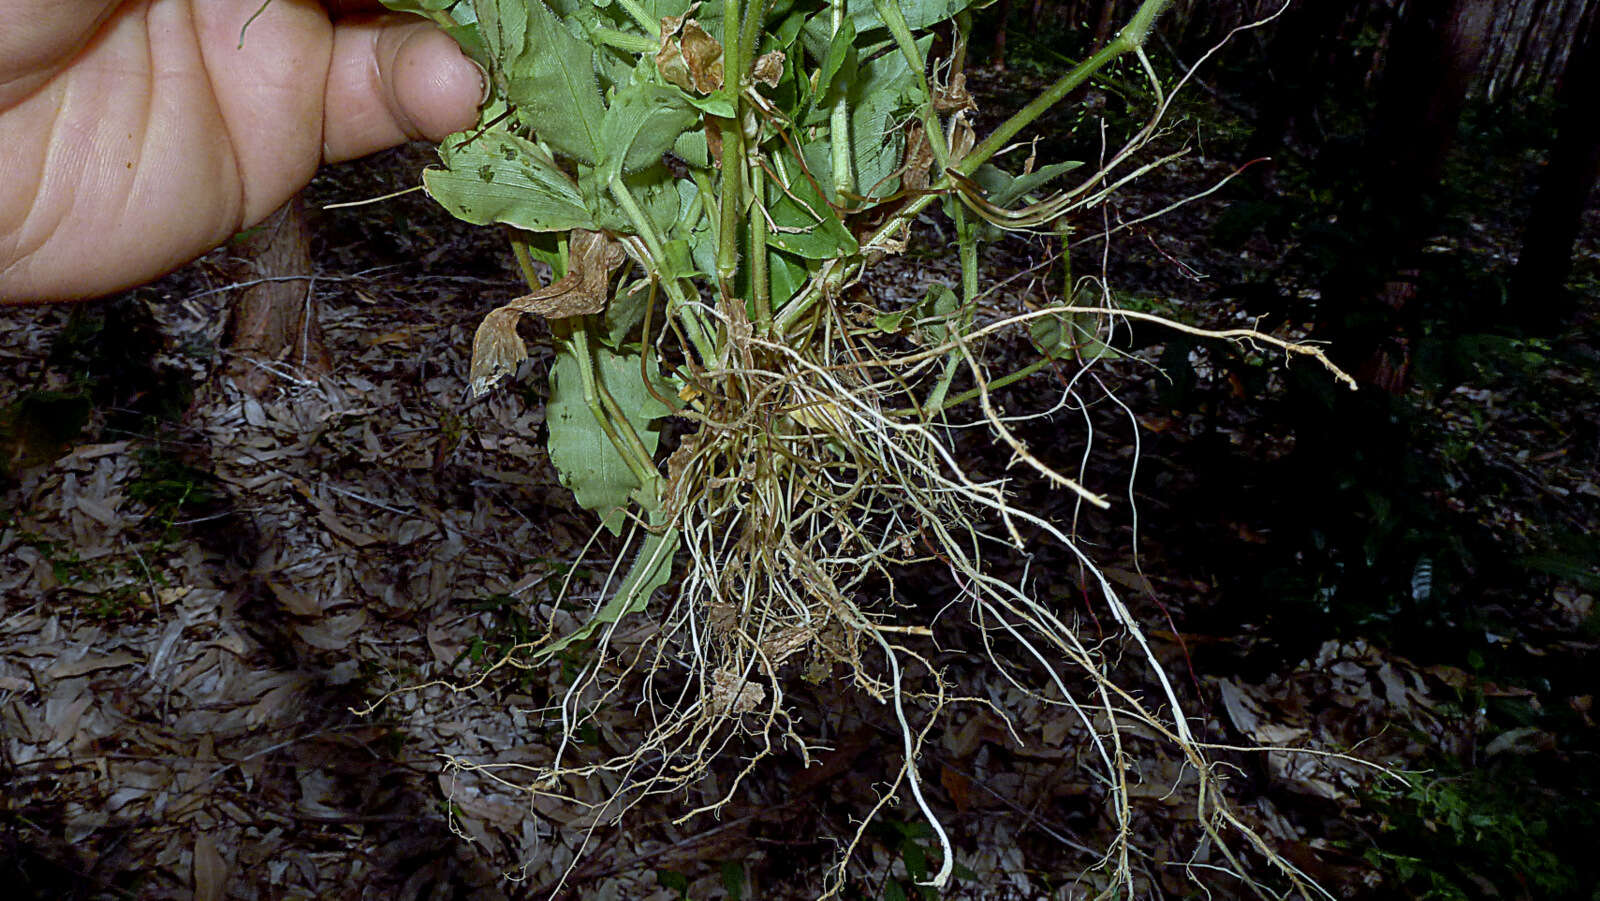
(657, 13, 724, 95)
(752, 50, 785, 88)
(469, 229, 628, 396)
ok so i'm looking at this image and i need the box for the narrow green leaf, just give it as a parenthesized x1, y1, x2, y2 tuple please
(681, 92, 736, 118)
(990, 160, 1086, 207)
(848, 41, 928, 199)
(530, 518, 680, 661)
(844, 0, 977, 32)
(816, 16, 857, 100)
(379, 0, 465, 13)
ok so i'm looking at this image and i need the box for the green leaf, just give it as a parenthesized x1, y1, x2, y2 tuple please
(445, 23, 489, 68)
(379, 0, 466, 13)
(681, 92, 736, 118)
(660, 237, 698, 279)
(667, 177, 713, 268)
(848, 40, 928, 200)
(656, 869, 689, 895)
(914, 283, 959, 344)
(766, 249, 809, 310)
(720, 861, 746, 900)
(600, 83, 701, 177)
(604, 279, 653, 346)
(581, 163, 681, 235)
(671, 129, 711, 168)
(988, 159, 1086, 208)
(901, 836, 928, 880)
(845, 0, 978, 31)
(644, 0, 697, 22)
(477, 0, 605, 164)
(1028, 310, 1075, 359)
(815, 15, 858, 100)
(546, 346, 673, 533)
(423, 131, 596, 232)
(765, 150, 857, 258)
(1030, 287, 1114, 361)
(873, 309, 907, 333)
(531, 516, 680, 661)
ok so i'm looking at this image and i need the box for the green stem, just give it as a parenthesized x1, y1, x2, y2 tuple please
(612, 0, 661, 39)
(569, 321, 661, 497)
(958, 0, 1174, 177)
(716, 0, 747, 295)
(722, 0, 744, 80)
(594, 28, 658, 54)
(925, 208, 979, 413)
(827, 0, 854, 199)
(1060, 222, 1072, 303)
(716, 127, 745, 293)
(898, 357, 1053, 417)
(508, 231, 540, 289)
(609, 177, 718, 365)
(749, 162, 771, 333)
(737, 0, 774, 78)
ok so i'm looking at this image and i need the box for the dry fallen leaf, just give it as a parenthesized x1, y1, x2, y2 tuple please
(193, 830, 229, 901)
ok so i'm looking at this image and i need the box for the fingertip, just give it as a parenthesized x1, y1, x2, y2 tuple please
(322, 17, 482, 163)
(391, 24, 483, 140)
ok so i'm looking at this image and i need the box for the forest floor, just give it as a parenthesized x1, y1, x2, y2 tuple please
(3, 51, 1598, 901)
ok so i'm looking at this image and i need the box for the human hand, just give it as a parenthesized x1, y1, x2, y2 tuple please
(0, 0, 484, 303)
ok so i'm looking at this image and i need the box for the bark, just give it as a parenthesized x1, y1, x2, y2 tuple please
(1342, 0, 1498, 391)
(1243, 0, 1357, 168)
(1370, 0, 1497, 193)
(1091, 0, 1119, 49)
(993, 0, 1011, 69)
(1512, 4, 1600, 330)
(221, 195, 331, 396)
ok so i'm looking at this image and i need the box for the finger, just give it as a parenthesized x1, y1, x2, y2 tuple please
(0, 0, 120, 108)
(321, 15, 483, 163)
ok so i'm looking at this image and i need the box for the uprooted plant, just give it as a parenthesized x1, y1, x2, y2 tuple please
(371, 0, 1355, 894)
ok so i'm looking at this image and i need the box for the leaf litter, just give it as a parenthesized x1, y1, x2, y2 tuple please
(6, 69, 1594, 895)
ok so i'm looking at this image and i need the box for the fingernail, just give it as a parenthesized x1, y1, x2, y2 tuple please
(467, 55, 491, 106)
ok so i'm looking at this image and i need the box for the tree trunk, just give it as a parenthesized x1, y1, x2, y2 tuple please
(1091, 0, 1119, 49)
(1243, 0, 1357, 170)
(1370, 0, 1497, 195)
(1347, 0, 1498, 391)
(1512, 4, 1600, 331)
(992, 0, 1010, 69)
(221, 195, 330, 395)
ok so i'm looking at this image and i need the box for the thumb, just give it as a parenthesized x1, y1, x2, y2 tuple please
(321, 15, 484, 164)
